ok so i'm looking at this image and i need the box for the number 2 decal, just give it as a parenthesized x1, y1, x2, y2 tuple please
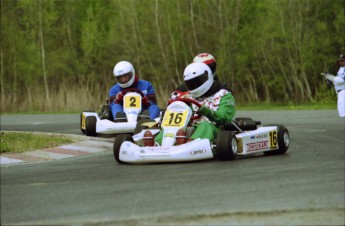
(129, 97, 136, 107)
(124, 96, 140, 108)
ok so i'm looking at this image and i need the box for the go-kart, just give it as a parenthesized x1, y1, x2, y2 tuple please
(113, 98, 290, 164)
(80, 88, 159, 136)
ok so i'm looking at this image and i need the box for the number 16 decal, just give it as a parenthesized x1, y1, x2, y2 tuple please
(162, 110, 188, 127)
(269, 131, 278, 148)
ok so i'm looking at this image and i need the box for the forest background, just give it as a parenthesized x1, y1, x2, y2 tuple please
(1, 0, 344, 113)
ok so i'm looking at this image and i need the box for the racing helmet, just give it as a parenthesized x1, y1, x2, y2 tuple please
(193, 53, 217, 74)
(113, 61, 135, 88)
(183, 62, 213, 97)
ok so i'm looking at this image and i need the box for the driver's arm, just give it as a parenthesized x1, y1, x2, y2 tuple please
(146, 83, 158, 104)
(198, 94, 236, 125)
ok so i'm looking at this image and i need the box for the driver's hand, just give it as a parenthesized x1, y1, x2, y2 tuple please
(197, 105, 212, 117)
(115, 92, 124, 104)
(142, 96, 150, 107)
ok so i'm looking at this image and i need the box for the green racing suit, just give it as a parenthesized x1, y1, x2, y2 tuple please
(155, 89, 236, 144)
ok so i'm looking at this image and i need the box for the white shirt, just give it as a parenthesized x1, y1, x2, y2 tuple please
(334, 66, 345, 91)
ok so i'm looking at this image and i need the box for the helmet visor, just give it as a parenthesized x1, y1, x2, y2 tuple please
(184, 71, 208, 91)
(116, 72, 133, 84)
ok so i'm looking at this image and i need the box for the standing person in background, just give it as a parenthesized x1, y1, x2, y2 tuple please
(109, 61, 160, 120)
(322, 54, 345, 117)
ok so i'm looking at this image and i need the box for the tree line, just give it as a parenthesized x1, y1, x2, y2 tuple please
(1, 0, 344, 112)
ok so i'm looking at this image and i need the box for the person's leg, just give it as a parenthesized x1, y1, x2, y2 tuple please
(154, 130, 164, 145)
(190, 122, 219, 141)
(337, 90, 345, 117)
(147, 104, 161, 119)
(111, 103, 124, 120)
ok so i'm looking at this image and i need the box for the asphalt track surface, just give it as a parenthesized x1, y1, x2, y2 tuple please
(1, 110, 344, 225)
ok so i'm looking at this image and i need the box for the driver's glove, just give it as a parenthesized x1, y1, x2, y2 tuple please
(197, 105, 213, 118)
(142, 96, 150, 107)
(115, 92, 124, 104)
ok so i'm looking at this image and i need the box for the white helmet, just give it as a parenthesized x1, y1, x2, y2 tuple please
(183, 62, 213, 97)
(113, 61, 135, 88)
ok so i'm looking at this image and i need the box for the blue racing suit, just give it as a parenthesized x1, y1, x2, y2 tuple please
(109, 80, 160, 120)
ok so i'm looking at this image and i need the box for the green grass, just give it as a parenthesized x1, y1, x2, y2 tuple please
(0, 132, 74, 153)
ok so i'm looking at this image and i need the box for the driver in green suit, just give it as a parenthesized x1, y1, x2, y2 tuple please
(155, 62, 236, 145)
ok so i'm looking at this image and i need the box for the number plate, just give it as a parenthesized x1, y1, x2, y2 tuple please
(162, 109, 188, 127)
(124, 95, 141, 108)
(269, 130, 278, 149)
(81, 113, 86, 129)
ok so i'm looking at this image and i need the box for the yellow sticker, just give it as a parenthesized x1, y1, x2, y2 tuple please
(81, 113, 86, 129)
(162, 109, 188, 127)
(142, 121, 159, 128)
(124, 95, 141, 108)
(269, 130, 278, 149)
(164, 133, 175, 138)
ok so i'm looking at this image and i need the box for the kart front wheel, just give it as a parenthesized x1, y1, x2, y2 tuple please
(216, 131, 237, 161)
(113, 134, 134, 164)
(264, 124, 290, 155)
(85, 116, 97, 136)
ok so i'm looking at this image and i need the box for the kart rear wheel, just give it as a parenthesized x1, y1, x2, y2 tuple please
(264, 124, 290, 155)
(216, 131, 237, 161)
(113, 134, 133, 164)
(80, 110, 95, 133)
(85, 116, 97, 136)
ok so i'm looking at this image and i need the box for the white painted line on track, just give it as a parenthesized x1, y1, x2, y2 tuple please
(0, 157, 25, 164)
(26, 150, 76, 159)
(59, 145, 109, 153)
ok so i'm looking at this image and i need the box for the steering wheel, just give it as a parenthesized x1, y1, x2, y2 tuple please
(167, 98, 202, 120)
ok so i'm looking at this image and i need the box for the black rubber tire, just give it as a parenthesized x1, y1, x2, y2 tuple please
(80, 110, 95, 133)
(216, 131, 238, 161)
(85, 116, 97, 136)
(264, 124, 290, 155)
(113, 134, 134, 164)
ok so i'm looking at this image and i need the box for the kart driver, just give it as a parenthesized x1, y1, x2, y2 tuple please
(170, 53, 218, 100)
(155, 62, 236, 144)
(109, 61, 160, 120)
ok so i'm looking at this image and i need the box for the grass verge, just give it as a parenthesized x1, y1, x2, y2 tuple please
(0, 131, 74, 153)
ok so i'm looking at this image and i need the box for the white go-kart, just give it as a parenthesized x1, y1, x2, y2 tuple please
(80, 88, 159, 136)
(113, 98, 290, 164)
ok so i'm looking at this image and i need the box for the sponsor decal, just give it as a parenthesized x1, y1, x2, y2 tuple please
(121, 151, 127, 155)
(146, 146, 170, 151)
(140, 149, 145, 154)
(246, 141, 269, 151)
(256, 134, 268, 139)
(164, 133, 175, 138)
(190, 150, 207, 155)
(250, 136, 255, 139)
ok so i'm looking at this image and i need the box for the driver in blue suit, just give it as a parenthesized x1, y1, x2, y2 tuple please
(109, 61, 160, 120)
